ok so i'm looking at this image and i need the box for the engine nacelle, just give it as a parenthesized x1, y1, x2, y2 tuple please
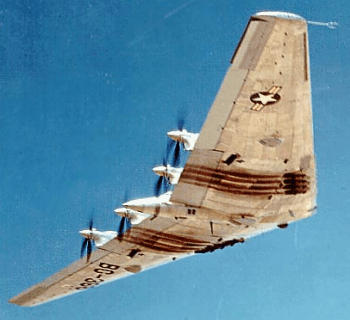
(122, 191, 247, 225)
(123, 191, 172, 213)
(167, 129, 199, 151)
(114, 207, 151, 225)
(152, 165, 183, 184)
(79, 228, 118, 247)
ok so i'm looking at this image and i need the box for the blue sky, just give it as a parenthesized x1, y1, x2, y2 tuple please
(1, 0, 350, 319)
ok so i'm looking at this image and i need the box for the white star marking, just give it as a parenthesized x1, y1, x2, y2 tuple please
(252, 93, 277, 105)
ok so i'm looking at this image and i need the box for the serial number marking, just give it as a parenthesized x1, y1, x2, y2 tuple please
(75, 262, 119, 290)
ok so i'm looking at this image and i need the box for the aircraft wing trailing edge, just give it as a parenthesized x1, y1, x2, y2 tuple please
(9, 11, 316, 307)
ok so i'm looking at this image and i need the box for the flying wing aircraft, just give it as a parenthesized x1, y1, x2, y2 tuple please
(9, 11, 316, 307)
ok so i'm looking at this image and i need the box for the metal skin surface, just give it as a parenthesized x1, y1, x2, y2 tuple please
(9, 11, 316, 307)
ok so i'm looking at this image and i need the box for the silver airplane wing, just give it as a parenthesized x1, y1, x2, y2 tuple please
(9, 11, 316, 307)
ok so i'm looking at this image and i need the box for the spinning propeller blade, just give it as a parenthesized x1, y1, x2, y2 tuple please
(168, 113, 187, 166)
(174, 141, 181, 166)
(154, 140, 173, 196)
(154, 176, 163, 197)
(80, 238, 88, 259)
(118, 216, 126, 235)
(80, 218, 95, 262)
(117, 192, 132, 240)
(177, 116, 185, 131)
(86, 238, 93, 262)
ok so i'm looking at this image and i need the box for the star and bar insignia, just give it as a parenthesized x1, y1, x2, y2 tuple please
(250, 86, 282, 111)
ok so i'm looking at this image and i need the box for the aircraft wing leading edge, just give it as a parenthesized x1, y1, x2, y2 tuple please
(9, 12, 316, 307)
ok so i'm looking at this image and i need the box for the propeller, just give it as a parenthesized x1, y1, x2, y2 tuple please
(173, 141, 181, 166)
(117, 192, 132, 240)
(177, 116, 185, 131)
(117, 216, 132, 240)
(154, 141, 172, 196)
(80, 218, 94, 263)
(118, 216, 126, 235)
(169, 115, 186, 166)
(154, 174, 170, 197)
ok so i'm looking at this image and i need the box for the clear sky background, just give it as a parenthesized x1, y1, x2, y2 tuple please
(1, 0, 350, 319)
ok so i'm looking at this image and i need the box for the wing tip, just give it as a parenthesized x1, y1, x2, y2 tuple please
(8, 297, 34, 307)
(254, 11, 305, 21)
(8, 286, 48, 307)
